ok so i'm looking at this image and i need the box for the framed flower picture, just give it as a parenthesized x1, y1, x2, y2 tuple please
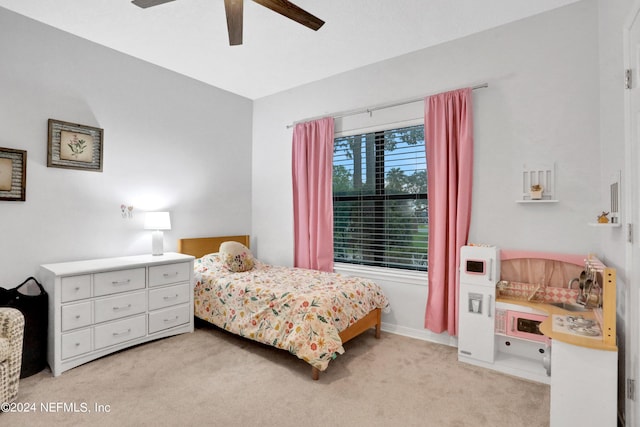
(0, 147, 27, 201)
(47, 119, 104, 172)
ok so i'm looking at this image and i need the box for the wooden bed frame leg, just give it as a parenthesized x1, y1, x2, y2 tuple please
(312, 367, 320, 381)
(375, 308, 382, 338)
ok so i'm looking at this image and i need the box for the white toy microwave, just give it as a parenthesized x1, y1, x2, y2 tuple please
(459, 245, 499, 287)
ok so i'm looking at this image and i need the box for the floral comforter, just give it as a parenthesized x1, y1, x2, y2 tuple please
(193, 254, 389, 371)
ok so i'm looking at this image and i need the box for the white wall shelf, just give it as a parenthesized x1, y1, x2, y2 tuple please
(586, 171, 621, 227)
(519, 163, 557, 202)
(516, 199, 559, 204)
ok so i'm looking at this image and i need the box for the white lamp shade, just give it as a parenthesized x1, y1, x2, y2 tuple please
(144, 212, 171, 230)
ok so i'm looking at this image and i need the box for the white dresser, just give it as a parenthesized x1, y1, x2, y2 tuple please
(39, 252, 195, 376)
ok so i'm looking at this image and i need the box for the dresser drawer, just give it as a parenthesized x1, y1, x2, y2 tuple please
(94, 315, 146, 350)
(61, 329, 92, 359)
(148, 304, 190, 334)
(94, 268, 145, 297)
(148, 262, 190, 287)
(149, 283, 190, 310)
(61, 301, 93, 332)
(94, 291, 147, 323)
(61, 275, 91, 302)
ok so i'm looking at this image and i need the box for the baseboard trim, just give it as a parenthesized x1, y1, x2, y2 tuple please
(381, 322, 458, 347)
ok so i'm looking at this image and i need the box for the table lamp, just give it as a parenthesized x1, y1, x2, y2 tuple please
(144, 211, 171, 256)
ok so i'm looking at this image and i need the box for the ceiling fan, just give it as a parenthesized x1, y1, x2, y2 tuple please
(131, 0, 325, 46)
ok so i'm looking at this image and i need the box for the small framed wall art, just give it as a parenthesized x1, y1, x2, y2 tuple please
(0, 147, 27, 201)
(47, 119, 104, 172)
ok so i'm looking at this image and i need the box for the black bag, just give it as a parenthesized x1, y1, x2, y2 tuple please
(0, 277, 48, 378)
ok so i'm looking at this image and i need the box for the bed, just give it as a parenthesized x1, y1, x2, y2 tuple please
(178, 235, 389, 380)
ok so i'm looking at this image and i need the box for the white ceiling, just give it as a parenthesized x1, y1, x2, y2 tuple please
(0, 0, 582, 100)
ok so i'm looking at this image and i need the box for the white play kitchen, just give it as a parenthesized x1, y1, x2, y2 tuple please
(457, 245, 617, 427)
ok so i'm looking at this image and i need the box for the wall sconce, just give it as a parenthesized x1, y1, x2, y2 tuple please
(144, 212, 171, 256)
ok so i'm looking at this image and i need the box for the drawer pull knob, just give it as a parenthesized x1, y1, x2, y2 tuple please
(75, 315, 81, 319)
(163, 272, 179, 278)
(75, 343, 80, 347)
(164, 316, 179, 323)
(111, 279, 131, 285)
(112, 328, 132, 337)
(163, 294, 179, 300)
(113, 304, 132, 311)
(75, 286, 80, 291)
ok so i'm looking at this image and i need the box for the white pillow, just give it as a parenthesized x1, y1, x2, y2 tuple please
(219, 241, 255, 272)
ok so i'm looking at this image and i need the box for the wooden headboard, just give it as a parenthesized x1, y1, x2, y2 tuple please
(177, 235, 250, 259)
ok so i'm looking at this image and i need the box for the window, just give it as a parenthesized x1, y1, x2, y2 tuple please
(333, 125, 427, 271)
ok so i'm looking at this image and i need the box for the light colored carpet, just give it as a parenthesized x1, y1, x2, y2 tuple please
(3, 322, 550, 426)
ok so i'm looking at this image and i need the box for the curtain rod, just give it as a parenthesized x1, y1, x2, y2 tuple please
(285, 83, 488, 129)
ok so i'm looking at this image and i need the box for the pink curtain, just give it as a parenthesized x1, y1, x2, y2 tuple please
(423, 88, 474, 336)
(292, 117, 335, 272)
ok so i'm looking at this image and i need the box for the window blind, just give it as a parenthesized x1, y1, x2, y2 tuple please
(333, 125, 428, 271)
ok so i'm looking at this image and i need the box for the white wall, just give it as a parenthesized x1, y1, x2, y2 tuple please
(252, 1, 601, 338)
(0, 8, 253, 286)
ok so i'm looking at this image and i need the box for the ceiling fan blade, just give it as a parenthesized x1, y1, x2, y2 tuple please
(224, 0, 244, 46)
(131, 0, 176, 8)
(252, 0, 324, 31)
